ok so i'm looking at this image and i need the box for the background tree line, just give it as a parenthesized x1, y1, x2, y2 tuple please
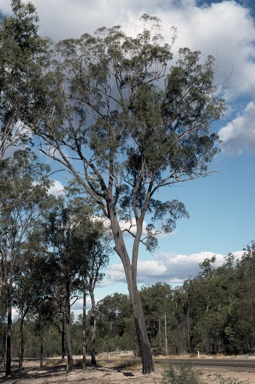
(84, 242, 255, 357)
(1, 241, 255, 365)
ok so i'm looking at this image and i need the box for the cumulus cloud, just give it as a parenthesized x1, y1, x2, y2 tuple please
(2, 0, 255, 100)
(119, 218, 148, 235)
(48, 180, 65, 195)
(104, 250, 242, 287)
(72, 297, 92, 312)
(71, 296, 101, 315)
(219, 101, 255, 155)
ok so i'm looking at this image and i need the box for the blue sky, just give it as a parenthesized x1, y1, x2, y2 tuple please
(1, 0, 255, 310)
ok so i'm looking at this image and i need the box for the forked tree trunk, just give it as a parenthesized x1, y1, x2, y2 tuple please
(111, 215, 154, 375)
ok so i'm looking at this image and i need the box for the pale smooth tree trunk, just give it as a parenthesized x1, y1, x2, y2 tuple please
(126, 271, 154, 374)
(5, 284, 12, 377)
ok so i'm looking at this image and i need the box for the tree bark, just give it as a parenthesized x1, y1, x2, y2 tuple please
(90, 289, 96, 365)
(39, 322, 43, 368)
(19, 315, 24, 370)
(61, 313, 65, 363)
(82, 282, 87, 370)
(65, 279, 73, 372)
(128, 275, 154, 374)
(111, 215, 154, 374)
(5, 284, 12, 377)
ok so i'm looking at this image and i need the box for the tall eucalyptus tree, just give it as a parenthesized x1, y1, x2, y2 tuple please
(21, 14, 224, 373)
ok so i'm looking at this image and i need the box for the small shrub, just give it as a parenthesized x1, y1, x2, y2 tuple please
(216, 374, 248, 384)
(161, 362, 202, 384)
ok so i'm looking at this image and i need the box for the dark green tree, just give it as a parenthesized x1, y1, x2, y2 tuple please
(0, 149, 51, 376)
(25, 15, 224, 373)
(140, 283, 173, 354)
(85, 238, 110, 366)
(14, 220, 61, 368)
(43, 198, 84, 372)
(169, 286, 192, 354)
(96, 293, 132, 349)
(224, 242, 255, 354)
(41, 196, 108, 371)
(0, 0, 50, 164)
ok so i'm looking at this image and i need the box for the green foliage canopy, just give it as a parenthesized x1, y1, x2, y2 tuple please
(27, 15, 226, 251)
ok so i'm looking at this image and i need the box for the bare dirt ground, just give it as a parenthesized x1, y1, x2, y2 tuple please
(1, 355, 255, 384)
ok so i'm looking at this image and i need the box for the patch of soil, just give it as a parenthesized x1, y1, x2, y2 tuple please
(1, 360, 255, 383)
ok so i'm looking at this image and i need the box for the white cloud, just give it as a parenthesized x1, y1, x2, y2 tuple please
(0, 2, 11, 14)
(71, 297, 91, 311)
(219, 101, 255, 155)
(105, 263, 126, 283)
(2, 0, 255, 155)
(2, 0, 255, 97)
(104, 250, 242, 287)
(48, 180, 65, 195)
(119, 218, 148, 235)
(71, 296, 100, 315)
(137, 251, 224, 284)
(102, 217, 154, 236)
(71, 297, 84, 311)
(0, 120, 31, 160)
